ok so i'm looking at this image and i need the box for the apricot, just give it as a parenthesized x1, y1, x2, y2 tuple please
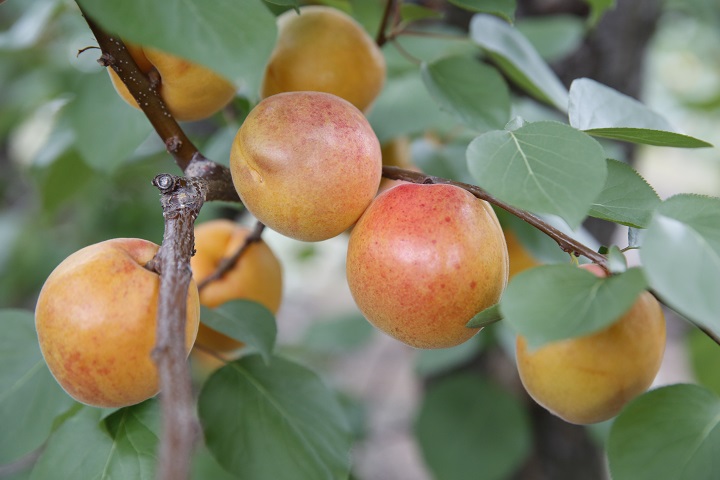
(34, 238, 200, 408)
(108, 42, 236, 121)
(346, 183, 509, 349)
(515, 264, 666, 424)
(229, 91, 382, 242)
(261, 6, 386, 112)
(191, 219, 282, 352)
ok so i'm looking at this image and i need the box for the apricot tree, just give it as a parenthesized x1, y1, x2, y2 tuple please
(1, 1, 719, 480)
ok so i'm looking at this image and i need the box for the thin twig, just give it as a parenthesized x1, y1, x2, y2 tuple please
(381, 166, 608, 267)
(197, 221, 266, 291)
(375, 0, 396, 47)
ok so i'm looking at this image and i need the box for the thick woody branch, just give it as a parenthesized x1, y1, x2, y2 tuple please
(382, 166, 608, 268)
(146, 174, 206, 480)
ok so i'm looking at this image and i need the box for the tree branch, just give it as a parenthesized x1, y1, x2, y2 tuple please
(197, 220, 266, 291)
(381, 166, 608, 268)
(376, 0, 396, 47)
(146, 174, 207, 480)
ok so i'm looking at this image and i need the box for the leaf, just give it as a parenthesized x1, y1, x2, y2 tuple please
(31, 401, 160, 480)
(200, 301, 276, 364)
(399, 4, 443, 23)
(302, 312, 374, 354)
(588, 159, 661, 228)
(0, 0, 58, 50)
(466, 303, 503, 328)
(515, 15, 585, 62)
(0, 309, 76, 464)
(198, 355, 352, 480)
(501, 265, 648, 348)
(64, 73, 152, 173)
(421, 55, 511, 132)
(608, 384, 720, 480)
(415, 374, 531, 480)
(35, 150, 95, 214)
(568, 78, 712, 148)
(367, 72, 455, 143)
(448, 0, 516, 23)
(606, 246, 628, 274)
(640, 195, 720, 336)
(466, 121, 607, 228)
(688, 329, 720, 397)
(76, 0, 277, 94)
(584, 0, 615, 27)
(470, 14, 568, 111)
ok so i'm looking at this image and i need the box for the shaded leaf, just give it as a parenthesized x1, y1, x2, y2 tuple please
(448, 0, 516, 23)
(608, 384, 720, 480)
(588, 159, 661, 228)
(640, 195, 720, 336)
(467, 121, 606, 228)
(0, 309, 76, 464)
(416, 338, 483, 376)
(470, 14, 568, 111)
(501, 265, 647, 348)
(302, 312, 374, 354)
(200, 301, 276, 364)
(31, 401, 159, 480)
(400, 4, 443, 23)
(416, 374, 531, 480)
(569, 78, 712, 148)
(516, 15, 585, 62)
(421, 55, 511, 132)
(466, 303, 503, 328)
(198, 355, 352, 480)
(64, 73, 152, 172)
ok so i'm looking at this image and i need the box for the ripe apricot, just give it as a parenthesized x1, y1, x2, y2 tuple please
(515, 264, 666, 424)
(261, 6, 386, 112)
(35, 238, 200, 408)
(346, 183, 509, 349)
(108, 42, 235, 121)
(229, 91, 382, 242)
(191, 219, 282, 352)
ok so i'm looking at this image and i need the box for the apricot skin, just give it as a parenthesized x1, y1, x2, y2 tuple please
(230, 91, 382, 242)
(191, 220, 283, 352)
(261, 6, 386, 112)
(35, 238, 200, 408)
(346, 183, 509, 349)
(516, 264, 666, 424)
(108, 43, 235, 122)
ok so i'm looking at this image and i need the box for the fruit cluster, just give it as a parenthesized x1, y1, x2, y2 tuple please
(35, 6, 665, 426)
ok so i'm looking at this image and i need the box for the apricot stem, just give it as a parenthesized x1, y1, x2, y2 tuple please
(381, 166, 608, 268)
(197, 220, 266, 291)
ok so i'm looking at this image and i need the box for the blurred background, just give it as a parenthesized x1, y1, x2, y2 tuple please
(1, 0, 719, 479)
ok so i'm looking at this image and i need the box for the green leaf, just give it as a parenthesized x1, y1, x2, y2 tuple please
(688, 329, 720, 397)
(584, 0, 615, 27)
(399, 4, 443, 23)
(608, 384, 720, 480)
(302, 312, 374, 354)
(412, 139, 474, 184)
(415, 374, 531, 480)
(640, 195, 720, 336)
(515, 15, 585, 62)
(501, 265, 647, 347)
(31, 401, 160, 480)
(606, 246, 628, 274)
(466, 121, 607, 228)
(367, 72, 455, 143)
(415, 338, 483, 376)
(64, 73, 152, 173)
(34, 150, 95, 214)
(198, 355, 352, 480)
(200, 301, 276, 364)
(466, 303, 503, 328)
(448, 0, 516, 23)
(470, 14, 568, 111)
(421, 56, 511, 132)
(588, 159, 661, 228)
(76, 0, 277, 94)
(0, 309, 77, 464)
(569, 78, 712, 148)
